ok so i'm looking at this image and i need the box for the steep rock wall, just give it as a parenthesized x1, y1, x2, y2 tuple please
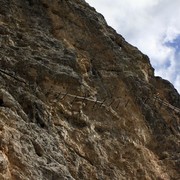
(0, 0, 179, 179)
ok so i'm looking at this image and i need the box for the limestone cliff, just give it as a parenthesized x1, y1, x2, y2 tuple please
(0, 0, 179, 179)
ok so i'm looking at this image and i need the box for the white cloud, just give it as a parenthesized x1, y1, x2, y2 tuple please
(175, 75, 180, 93)
(86, 0, 180, 93)
(164, 27, 180, 43)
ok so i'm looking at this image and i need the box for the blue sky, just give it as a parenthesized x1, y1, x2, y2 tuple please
(165, 36, 180, 52)
(86, 0, 180, 93)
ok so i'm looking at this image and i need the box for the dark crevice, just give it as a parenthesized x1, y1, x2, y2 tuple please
(35, 111, 47, 128)
(0, 99, 4, 106)
(32, 141, 44, 157)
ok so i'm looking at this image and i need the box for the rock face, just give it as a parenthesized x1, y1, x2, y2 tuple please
(0, 0, 179, 179)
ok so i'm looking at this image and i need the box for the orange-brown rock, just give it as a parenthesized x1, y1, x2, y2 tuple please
(0, 0, 179, 179)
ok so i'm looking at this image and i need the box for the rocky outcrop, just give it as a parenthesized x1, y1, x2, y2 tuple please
(0, 0, 179, 179)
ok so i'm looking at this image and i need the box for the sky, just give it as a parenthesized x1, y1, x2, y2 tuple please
(86, 0, 180, 93)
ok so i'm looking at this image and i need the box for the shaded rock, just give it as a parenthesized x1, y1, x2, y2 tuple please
(0, 152, 8, 173)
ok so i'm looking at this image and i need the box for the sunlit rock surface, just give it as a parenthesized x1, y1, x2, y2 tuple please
(0, 0, 179, 179)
